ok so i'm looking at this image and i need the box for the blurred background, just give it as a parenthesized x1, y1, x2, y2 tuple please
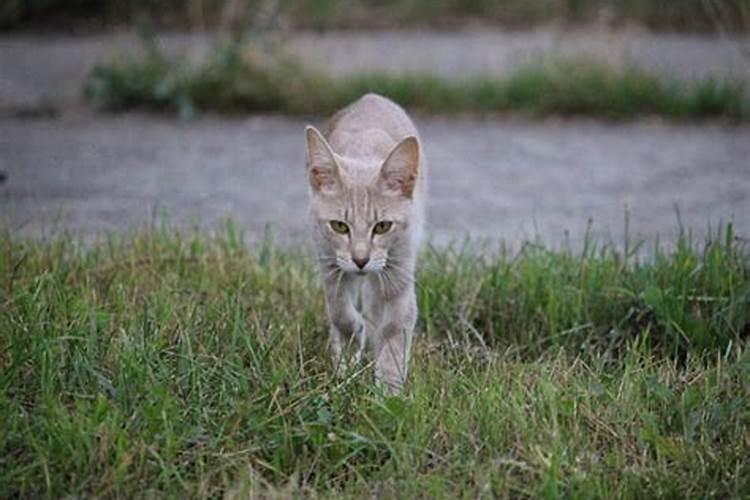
(1, 0, 748, 248)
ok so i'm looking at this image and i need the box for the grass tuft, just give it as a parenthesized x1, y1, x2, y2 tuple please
(1, 224, 749, 497)
(85, 44, 749, 120)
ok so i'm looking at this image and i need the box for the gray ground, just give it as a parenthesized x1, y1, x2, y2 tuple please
(1, 30, 748, 248)
(2, 112, 748, 249)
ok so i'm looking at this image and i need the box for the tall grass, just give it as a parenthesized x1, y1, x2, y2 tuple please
(85, 44, 749, 120)
(1, 224, 748, 497)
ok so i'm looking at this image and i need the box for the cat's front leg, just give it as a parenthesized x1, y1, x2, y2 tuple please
(324, 274, 366, 374)
(329, 316, 366, 374)
(372, 285, 417, 394)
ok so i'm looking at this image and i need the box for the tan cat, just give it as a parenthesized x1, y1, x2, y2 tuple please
(304, 93, 425, 394)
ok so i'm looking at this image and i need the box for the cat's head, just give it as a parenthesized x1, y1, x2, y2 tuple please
(305, 125, 420, 274)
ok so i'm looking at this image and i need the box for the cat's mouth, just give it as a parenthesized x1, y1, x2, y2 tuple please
(342, 266, 376, 276)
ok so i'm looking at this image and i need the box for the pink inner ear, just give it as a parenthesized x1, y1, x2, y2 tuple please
(306, 125, 342, 193)
(379, 136, 419, 198)
(384, 170, 416, 198)
(310, 166, 337, 191)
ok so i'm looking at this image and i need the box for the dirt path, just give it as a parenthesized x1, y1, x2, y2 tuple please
(2, 112, 747, 248)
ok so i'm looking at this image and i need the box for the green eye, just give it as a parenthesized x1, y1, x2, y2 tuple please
(373, 221, 393, 235)
(329, 220, 349, 234)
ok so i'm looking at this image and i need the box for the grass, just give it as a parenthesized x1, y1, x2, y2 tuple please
(84, 43, 749, 120)
(1, 223, 749, 498)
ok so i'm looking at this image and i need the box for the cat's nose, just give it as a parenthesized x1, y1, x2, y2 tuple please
(352, 256, 370, 270)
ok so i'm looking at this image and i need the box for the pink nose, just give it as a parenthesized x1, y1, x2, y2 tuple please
(352, 256, 369, 269)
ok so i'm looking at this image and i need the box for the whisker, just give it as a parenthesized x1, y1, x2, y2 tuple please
(381, 268, 398, 296)
(323, 267, 340, 281)
(384, 262, 419, 287)
(375, 272, 386, 295)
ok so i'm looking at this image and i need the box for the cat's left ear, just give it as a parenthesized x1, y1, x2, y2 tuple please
(305, 125, 341, 195)
(378, 136, 420, 199)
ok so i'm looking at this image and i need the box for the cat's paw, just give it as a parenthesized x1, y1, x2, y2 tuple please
(374, 367, 406, 396)
(331, 346, 364, 377)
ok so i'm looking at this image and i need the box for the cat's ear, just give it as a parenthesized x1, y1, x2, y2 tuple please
(305, 125, 341, 194)
(378, 136, 420, 199)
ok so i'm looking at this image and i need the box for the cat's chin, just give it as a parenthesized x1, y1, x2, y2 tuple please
(339, 268, 368, 276)
(342, 268, 377, 277)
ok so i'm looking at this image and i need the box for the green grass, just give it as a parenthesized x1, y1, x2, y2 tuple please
(84, 44, 749, 120)
(1, 223, 749, 498)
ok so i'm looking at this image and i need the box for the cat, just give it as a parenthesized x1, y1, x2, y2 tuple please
(304, 93, 425, 394)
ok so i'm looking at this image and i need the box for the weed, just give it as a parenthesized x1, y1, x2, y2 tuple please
(85, 46, 749, 120)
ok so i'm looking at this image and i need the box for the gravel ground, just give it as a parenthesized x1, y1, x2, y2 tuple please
(1, 112, 748, 248)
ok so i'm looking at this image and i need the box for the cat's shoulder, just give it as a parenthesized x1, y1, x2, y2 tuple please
(324, 94, 415, 140)
(352, 93, 408, 116)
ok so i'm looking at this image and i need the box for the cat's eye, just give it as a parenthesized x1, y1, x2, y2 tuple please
(372, 221, 393, 235)
(329, 220, 350, 234)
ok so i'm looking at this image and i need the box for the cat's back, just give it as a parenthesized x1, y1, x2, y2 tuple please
(324, 94, 419, 159)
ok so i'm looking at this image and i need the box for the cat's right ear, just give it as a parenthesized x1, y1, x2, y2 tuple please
(305, 126, 340, 195)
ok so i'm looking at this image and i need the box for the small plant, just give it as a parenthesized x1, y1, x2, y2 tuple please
(85, 42, 749, 120)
